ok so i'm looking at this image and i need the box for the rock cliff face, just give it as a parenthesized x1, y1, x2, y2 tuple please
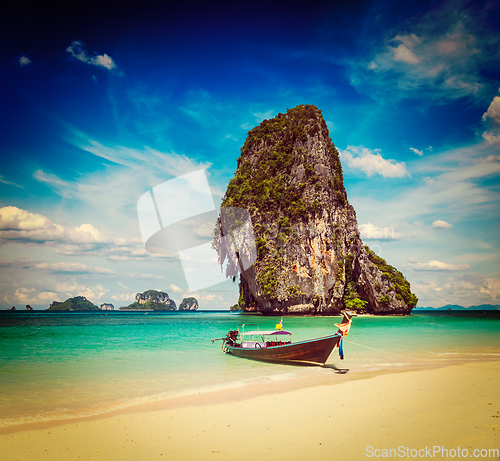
(179, 297, 199, 311)
(215, 105, 417, 315)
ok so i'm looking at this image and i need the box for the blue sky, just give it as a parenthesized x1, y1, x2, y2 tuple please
(1, 0, 499, 309)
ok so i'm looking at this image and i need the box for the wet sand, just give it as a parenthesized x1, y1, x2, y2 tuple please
(1, 361, 499, 460)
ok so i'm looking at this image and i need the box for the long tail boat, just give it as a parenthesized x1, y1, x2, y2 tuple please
(211, 310, 355, 366)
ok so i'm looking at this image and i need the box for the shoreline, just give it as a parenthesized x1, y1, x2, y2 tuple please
(0, 362, 416, 434)
(0, 350, 482, 434)
(1, 358, 499, 460)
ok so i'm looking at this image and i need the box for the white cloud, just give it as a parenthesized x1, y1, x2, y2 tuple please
(224, 134, 238, 142)
(18, 55, 31, 67)
(169, 283, 184, 293)
(410, 147, 424, 156)
(180, 217, 217, 239)
(66, 41, 116, 70)
(121, 272, 166, 280)
(482, 95, 500, 125)
(0, 175, 23, 188)
(412, 279, 443, 295)
(359, 223, 402, 240)
(94, 54, 115, 70)
(78, 139, 212, 179)
(0, 206, 112, 245)
(254, 111, 275, 123)
(2, 259, 114, 275)
(55, 279, 107, 301)
(479, 278, 500, 300)
(197, 293, 216, 301)
(450, 153, 500, 182)
(482, 132, 500, 145)
(49, 262, 114, 274)
(2, 278, 113, 308)
(415, 274, 500, 307)
(391, 44, 421, 64)
(13, 288, 60, 306)
(52, 242, 174, 262)
(482, 95, 500, 145)
(0, 206, 163, 263)
(0, 206, 52, 231)
(29, 133, 217, 259)
(432, 220, 453, 229)
(352, 9, 498, 102)
(111, 292, 135, 302)
(352, 143, 500, 231)
(339, 146, 409, 178)
(407, 259, 470, 271)
(33, 170, 74, 198)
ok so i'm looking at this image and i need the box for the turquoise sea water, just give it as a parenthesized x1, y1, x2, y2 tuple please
(1, 310, 499, 428)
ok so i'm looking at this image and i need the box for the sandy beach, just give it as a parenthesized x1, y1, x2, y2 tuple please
(1, 360, 498, 460)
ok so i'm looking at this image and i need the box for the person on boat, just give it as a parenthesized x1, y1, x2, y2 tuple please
(334, 310, 355, 359)
(226, 330, 238, 346)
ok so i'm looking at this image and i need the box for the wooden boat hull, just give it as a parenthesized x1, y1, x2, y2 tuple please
(225, 334, 341, 366)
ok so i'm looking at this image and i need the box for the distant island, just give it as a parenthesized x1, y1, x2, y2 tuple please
(6, 290, 202, 312)
(4, 297, 498, 312)
(120, 290, 177, 311)
(47, 296, 100, 311)
(118, 290, 200, 311)
(178, 297, 199, 311)
(416, 304, 500, 311)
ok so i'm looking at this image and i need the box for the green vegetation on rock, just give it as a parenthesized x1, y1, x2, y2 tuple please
(222, 105, 346, 221)
(120, 300, 175, 311)
(120, 289, 176, 311)
(343, 280, 368, 311)
(179, 297, 199, 311)
(341, 254, 367, 310)
(47, 296, 99, 311)
(364, 246, 418, 308)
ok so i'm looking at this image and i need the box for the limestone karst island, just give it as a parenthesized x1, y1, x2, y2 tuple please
(215, 105, 418, 316)
(46, 290, 199, 311)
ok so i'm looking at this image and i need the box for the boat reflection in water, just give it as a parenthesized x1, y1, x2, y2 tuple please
(212, 310, 355, 366)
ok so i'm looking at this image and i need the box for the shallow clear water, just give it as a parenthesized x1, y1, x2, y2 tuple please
(0, 310, 499, 427)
